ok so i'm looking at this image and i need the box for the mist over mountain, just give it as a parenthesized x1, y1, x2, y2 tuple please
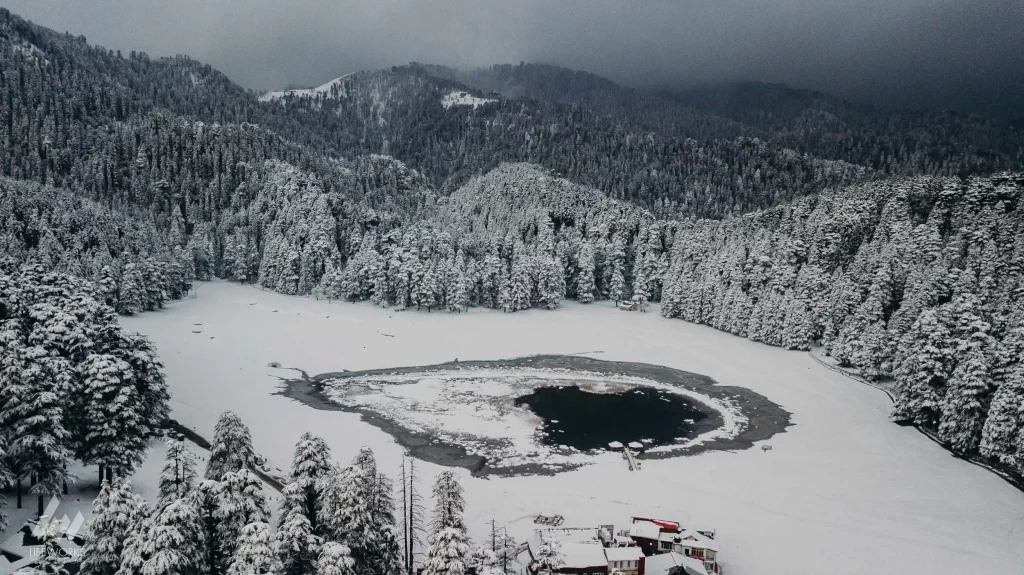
(3, 0, 1022, 119)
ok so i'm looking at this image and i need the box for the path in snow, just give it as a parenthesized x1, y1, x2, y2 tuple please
(122, 281, 1024, 575)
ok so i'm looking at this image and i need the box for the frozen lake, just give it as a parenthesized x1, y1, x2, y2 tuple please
(276, 356, 784, 475)
(123, 281, 1024, 575)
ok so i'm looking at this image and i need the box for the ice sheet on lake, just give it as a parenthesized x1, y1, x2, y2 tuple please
(320, 367, 746, 470)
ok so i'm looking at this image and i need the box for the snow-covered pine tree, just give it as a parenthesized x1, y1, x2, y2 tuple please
(370, 255, 390, 307)
(158, 438, 197, 511)
(508, 246, 532, 312)
(205, 411, 255, 480)
(494, 527, 517, 575)
(497, 266, 512, 312)
(422, 471, 470, 575)
(447, 258, 469, 312)
(780, 296, 813, 350)
(97, 266, 118, 308)
(117, 263, 145, 315)
(353, 447, 378, 486)
(531, 535, 565, 575)
(979, 327, 1024, 465)
(470, 546, 502, 575)
(938, 312, 996, 454)
(576, 243, 596, 304)
(187, 479, 226, 575)
(607, 234, 628, 304)
(423, 525, 471, 575)
(317, 542, 356, 575)
(891, 308, 954, 426)
(217, 469, 271, 570)
(0, 344, 72, 514)
(81, 480, 139, 575)
(142, 498, 201, 575)
(289, 432, 334, 535)
(80, 353, 149, 479)
(275, 508, 322, 575)
(228, 522, 278, 575)
(339, 260, 362, 303)
(113, 494, 154, 575)
(114, 331, 170, 438)
(316, 262, 343, 302)
(368, 472, 402, 575)
(327, 464, 373, 574)
(980, 362, 1024, 467)
(415, 264, 437, 311)
(537, 256, 564, 310)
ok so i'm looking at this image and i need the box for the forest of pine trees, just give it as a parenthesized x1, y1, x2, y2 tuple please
(659, 173, 1024, 470)
(0, 262, 170, 517)
(74, 412, 512, 575)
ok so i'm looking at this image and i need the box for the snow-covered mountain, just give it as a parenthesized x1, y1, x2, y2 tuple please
(258, 73, 355, 103)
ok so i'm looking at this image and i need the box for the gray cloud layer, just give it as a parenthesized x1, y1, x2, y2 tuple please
(5, 0, 1023, 118)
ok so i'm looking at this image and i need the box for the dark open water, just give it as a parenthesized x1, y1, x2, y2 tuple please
(513, 385, 711, 451)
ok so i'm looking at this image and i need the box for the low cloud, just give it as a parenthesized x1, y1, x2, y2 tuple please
(6, 0, 1023, 117)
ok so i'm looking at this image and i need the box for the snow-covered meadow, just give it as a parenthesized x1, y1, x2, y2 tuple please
(258, 74, 354, 103)
(122, 281, 1024, 575)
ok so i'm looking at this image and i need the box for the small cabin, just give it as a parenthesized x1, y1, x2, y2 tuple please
(604, 546, 645, 575)
(627, 518, 720, 574)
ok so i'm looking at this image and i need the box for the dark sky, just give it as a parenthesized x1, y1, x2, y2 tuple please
(5, 0, 1023, 119)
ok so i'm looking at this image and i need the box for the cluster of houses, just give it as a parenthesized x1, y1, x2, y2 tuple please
(524, 517, 720, 575)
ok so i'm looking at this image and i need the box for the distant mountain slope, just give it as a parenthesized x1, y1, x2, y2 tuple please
(439, 63, 1023, 178)
(259, 73, 355, 103)
(665, 81, 1024, 176)
(264, 65, 869, 218)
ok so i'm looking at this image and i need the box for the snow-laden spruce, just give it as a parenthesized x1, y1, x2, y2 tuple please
(206, 411, 256, 480)
(0, 264, 169, 514)
(158, 438, 198, 510)
(229, 522, 278, 575)
(75, 413, 435, 575)
(81, 479, 149, 575)
(422, 471, 471, 575)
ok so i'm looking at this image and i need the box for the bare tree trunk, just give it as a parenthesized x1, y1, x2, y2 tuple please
(401, 459, 410, 575)
(408, 460, 414, 575)
(15, 476, 21, 509)
(491, 519, 498, 552)
(409, 460, 416, 575)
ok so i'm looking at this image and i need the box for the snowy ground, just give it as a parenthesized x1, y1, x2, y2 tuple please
(258, 74, 354, 103)
(441, 91, 497, 109)
(122, 281, 1024, 575)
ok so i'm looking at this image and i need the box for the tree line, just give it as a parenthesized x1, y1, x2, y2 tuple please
(70, 411, 518, 575)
